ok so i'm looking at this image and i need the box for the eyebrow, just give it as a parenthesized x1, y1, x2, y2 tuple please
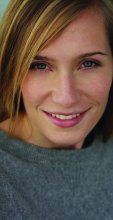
(34, 55, 54, 61)
(34, 51, 108, 61)
(79, 51, 108, 59)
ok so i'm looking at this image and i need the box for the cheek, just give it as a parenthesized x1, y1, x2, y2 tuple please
(21, 77, 45, 104)
(22, 75, 48, 105)
(87, 76, 112, 104)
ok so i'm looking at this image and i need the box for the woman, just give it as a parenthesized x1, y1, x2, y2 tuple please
(0, 0, 113, 219)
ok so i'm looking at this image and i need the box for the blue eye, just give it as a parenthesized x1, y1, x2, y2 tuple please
(30, 62, 48, 70)
(81, 60, 99, 69)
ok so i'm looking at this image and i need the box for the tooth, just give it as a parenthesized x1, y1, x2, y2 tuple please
(72, 114, 77, 118)
(51, 113, 81, 120)
(66, 115, 73, 119)
(61, 115, 67, 120)
(56, 114, 60, 119)
(56, 115, 66, 120)
(55, 114, 73, 120)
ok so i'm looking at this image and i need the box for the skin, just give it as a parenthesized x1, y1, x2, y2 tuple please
(1, 8, 113, 149)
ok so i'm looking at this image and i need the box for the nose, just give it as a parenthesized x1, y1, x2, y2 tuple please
(52, 73, 81, 107)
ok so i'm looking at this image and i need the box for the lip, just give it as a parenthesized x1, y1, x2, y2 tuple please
(43, 110, 88, 128)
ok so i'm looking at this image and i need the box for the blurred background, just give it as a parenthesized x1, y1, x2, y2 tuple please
(0, 0, 9, 18)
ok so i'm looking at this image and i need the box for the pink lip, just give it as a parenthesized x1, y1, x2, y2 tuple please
(43, 110, 88, 128)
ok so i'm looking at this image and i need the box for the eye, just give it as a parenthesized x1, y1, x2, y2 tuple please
(80, 60, 100, 69)
(29, 62, 50, 71)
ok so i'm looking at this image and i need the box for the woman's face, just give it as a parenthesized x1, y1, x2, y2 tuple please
(21, 9, 113, 149)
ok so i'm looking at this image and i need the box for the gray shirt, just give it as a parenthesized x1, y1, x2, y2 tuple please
(0, 131, 113, 220)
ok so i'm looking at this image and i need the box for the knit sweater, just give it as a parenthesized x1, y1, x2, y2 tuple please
(0, 131, 113, 220)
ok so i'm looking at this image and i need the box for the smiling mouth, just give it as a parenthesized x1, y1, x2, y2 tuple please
(43, 109, 89, 128)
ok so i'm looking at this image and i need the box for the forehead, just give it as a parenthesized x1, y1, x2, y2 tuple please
(39, 8, 111, 59)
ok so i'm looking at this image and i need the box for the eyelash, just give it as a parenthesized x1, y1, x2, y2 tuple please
(29, 62, 51, 72)
(79, 60, 101, 70)
(29, 60, 101, 72)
